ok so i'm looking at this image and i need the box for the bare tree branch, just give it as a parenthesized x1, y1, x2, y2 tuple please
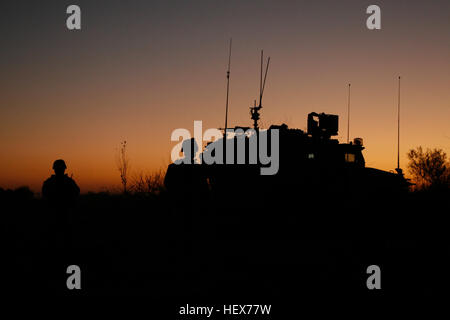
(116, 141, 130, 194)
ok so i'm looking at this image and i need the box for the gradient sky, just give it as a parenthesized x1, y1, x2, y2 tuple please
(1, 0, 449, 192)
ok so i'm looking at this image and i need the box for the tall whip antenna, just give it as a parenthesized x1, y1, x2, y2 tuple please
(347, 83, 351, 143)
(397, 76, 401, 170)
(261, 56, 270, 105)
(224, 38, 232, 133)
(259, 50, 263, 105)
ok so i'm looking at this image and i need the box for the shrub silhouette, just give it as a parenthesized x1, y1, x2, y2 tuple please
(130, 170, 165, 195)
(407, 146, 449, 190)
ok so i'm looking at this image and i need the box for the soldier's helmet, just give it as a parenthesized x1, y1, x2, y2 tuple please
(52, 159, 67, 171)
(180, 138, 198, 161)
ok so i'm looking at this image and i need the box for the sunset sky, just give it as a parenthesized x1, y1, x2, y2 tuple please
(1, 0, 449, 192)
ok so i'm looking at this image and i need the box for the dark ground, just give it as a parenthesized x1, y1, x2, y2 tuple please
(3, 186, 449, 301)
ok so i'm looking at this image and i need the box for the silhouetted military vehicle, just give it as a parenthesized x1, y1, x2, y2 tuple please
(198, 49, 410, 205)
(200, 111, 410, 204)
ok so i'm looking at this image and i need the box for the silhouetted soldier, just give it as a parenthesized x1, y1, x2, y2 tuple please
(42, 159, 79, 240)
(164, 139, 209, 251)
(42, 159, 80, 204)
(41, 159, 80, 292)
(165, 138, 209, 199)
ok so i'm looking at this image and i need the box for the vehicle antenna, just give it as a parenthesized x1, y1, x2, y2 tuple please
(224, 38, 232, 134)
(396, 76, 401, 172)
(250, 50, 270, 130)
(347, 83, 351, 143)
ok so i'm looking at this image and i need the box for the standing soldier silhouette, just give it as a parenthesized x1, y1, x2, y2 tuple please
(42, 159, 80, 246)
(164, 139, 209, 252)
(41, 159, 80, 292)
(42, 159, 80, 204)
(164, 139, 209, 208)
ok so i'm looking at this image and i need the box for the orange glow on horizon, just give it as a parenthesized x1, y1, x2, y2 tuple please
(1, 1, 449, 193)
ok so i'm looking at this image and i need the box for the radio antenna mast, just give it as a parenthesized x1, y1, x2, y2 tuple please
(396, 76, 401, 172)
(347, 83, 351, 143)
(251, 50, 270, 130)
(224, 38, 232, 133)
(261, 55, 270, 105)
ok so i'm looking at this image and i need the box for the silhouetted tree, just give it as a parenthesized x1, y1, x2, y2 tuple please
(407, 146, 449, 189)
(116, 141, 130, 194)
